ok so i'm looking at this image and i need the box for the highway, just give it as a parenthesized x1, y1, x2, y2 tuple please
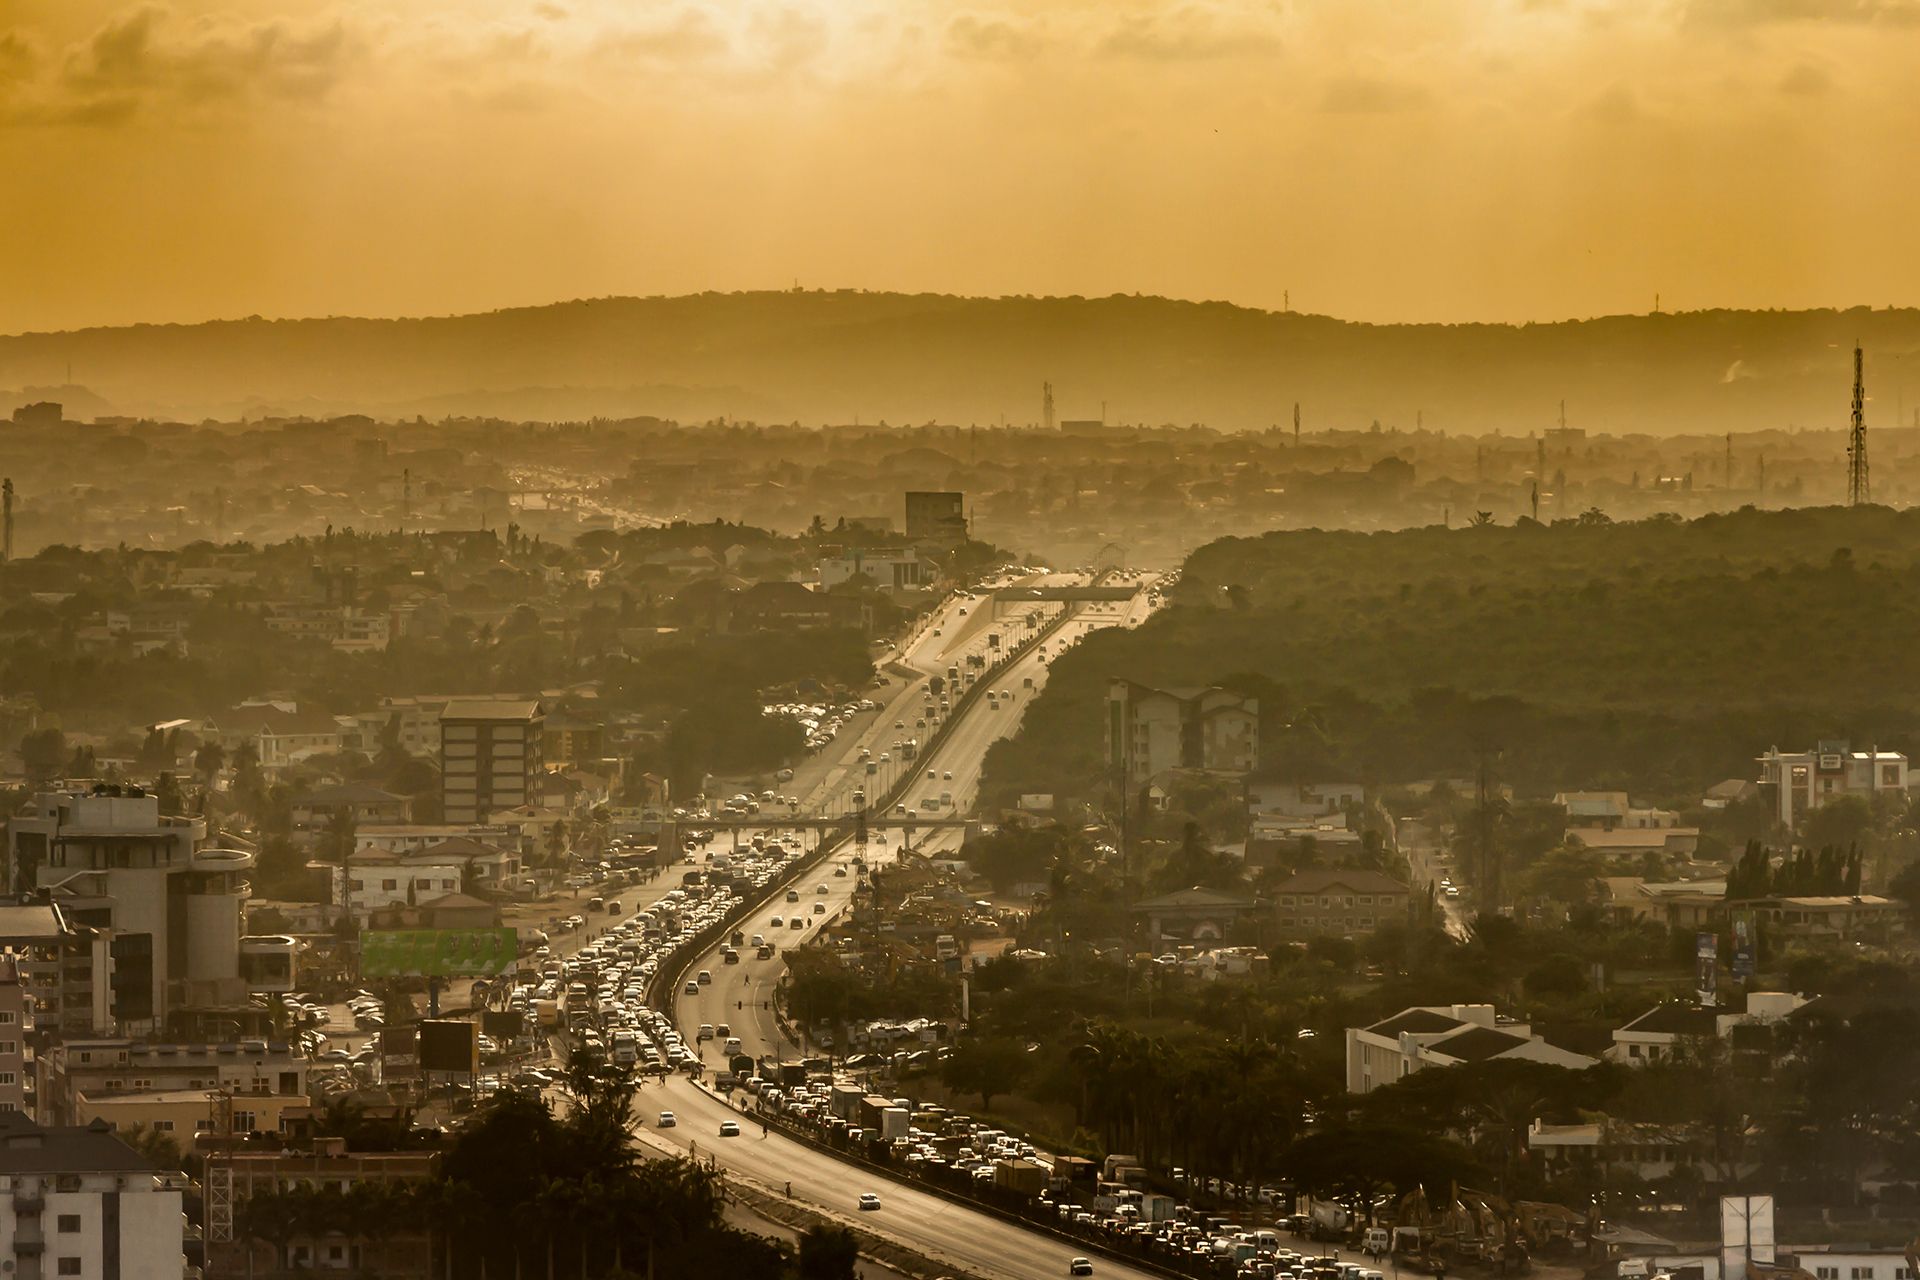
(638, 571, 1171, 1280)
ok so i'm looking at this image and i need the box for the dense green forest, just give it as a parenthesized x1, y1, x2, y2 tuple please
(983, 505, 1920, 805)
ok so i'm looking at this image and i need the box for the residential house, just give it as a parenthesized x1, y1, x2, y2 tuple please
(1344, 1003, 1598, 1094)
(290, 781, 413, 829)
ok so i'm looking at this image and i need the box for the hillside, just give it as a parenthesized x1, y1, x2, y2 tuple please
(5, 292, 1920, 431)
(980, 504, 1920, 807)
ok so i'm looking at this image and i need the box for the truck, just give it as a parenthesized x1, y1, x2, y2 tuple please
(1309, 1198, 1355, 1241)
(830, 1084, 865, 1122)
(993, 1159, 1050, 1196)
(876, 1106, 910, 1142)
(901, 738, 918, 761)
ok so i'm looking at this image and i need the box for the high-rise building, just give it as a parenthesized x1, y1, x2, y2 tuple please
(439, 700, 545, 823)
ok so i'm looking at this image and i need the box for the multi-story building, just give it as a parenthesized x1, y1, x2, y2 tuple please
(35, 1037, 308, 1128)
(1106, 680, 1258, 795)
(440, 700, 544, 823)
(4, 790, 258, 1033)
(818, 549, 935, 592)
(1606, 991, 1811, 1067)
(213, 702, 347, 770)
(1344, 1003, 1597, 1094)
(0, 899, 110, 1048)
(327, 851, 467, 923)
(206, 1139, 441, 1278)
(1757, 741, 1909, 828)
(904, 490, 966, 544)
(1271, 869, 1411, 940)
(0, 1111, 186, 1280)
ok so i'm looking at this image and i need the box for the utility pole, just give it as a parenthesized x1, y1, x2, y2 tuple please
(1530, 481, 1539, 523)
(1849, 345, 1870, 505)
(402, 467, 412, 524)
(1725, 433, 1733, 489)
(1042, 382, 1055, 432)
(1, 477, 12, 563)
(1292, 402, 1301, 449)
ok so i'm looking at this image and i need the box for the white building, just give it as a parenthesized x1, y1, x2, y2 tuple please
(327, 852, 466, 923)
(1106, 680, 1259, 794)
(818, 550, 934, 592)
(5, 790, 254, 1031)
(0, 1111, 186, 1280)
(1345, 1003, 1597, 1094)
(1757, 741, 1909, 828)
(1607, 992, 1811, 1067)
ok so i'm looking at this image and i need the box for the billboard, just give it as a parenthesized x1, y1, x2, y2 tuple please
(379, 1024, 419, 1079)
(1696, 931, 1719, 1005)
(482, 1009, 524, 1041)
(360, 928, 517, 978)
(419, 1019, 480, 1075)
(1731, 911, 1756, 982)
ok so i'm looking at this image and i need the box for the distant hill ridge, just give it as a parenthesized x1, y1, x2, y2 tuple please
(3, 290, 1917, 432)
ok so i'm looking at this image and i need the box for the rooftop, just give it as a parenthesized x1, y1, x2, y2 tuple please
(440, 699, 542, 722)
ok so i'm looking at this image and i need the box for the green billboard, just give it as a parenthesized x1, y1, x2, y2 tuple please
(360, 928, 517, 978)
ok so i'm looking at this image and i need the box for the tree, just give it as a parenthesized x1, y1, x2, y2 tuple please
(1803, 794, 1873, 853)
(1888, 859, 1920, 913)
(19, 728, 67, 786)
(940, 1035, 1030, 1112)
(193, 740, 227, 787)
(799, 1225, 860, 1280)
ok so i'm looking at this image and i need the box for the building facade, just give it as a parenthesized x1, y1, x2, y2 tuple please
(1345, 1004, 1598, 1094)
(1106, 680, 1258, 794)
(0, 1111, 186, 1280)
(440, 700, 544, 824)
(1271, 870, 1411, 940)
(1757, 742, 1909, 828)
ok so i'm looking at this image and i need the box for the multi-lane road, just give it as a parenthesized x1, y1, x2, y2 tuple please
(637, 572, 1171, 1280)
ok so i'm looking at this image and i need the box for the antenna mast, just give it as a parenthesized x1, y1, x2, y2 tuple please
(1849, 345, 1870, 505)
(1292, 402, 1301, 448)
(1042, 382, 1055, 432)
(1, 478, 12, 563)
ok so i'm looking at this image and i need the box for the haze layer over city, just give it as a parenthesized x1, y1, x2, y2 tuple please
(5, 4, 1920, 1280)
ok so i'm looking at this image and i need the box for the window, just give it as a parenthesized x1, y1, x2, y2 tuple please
(153, 1120, 174, 1132)
(1852, 1269, 1873, 1279)
(1628, 1044, 1642, 1058)
(1359, 895, 1374, 905)
(0, 1011, 15, 1025)
(58, 1260, 83, 1276)
(382, 879, 398, 891)
(0, 1041, 16, 1056)
(1360, 918, 1374, 928)
(234, 1111, 256, 1130)
(56, 1214, 80, 1233)
(1814, 1267, 1838, 1279)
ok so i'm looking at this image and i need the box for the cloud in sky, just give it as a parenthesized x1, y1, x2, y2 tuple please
(3, 0, 1920, 332)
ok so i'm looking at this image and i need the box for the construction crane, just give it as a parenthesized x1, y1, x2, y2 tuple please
(1849, 344, 1870, 505)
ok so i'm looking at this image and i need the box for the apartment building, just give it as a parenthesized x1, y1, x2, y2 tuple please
(0, 1112, 186, 1280)
(440, 700, 544, 823)
(1106, 680, 1259, 795)
(1757, 741, 1910, 828)
(35, 1038, 308, 1128)
(1345, 1003, 1597, 1094)
(1606, 992, 1811, 1066)
(206, 1140, 441, 1278)
(1270, 869, 1412, 941)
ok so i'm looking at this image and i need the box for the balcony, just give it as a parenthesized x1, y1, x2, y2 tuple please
(12, 1185, 42, 1212)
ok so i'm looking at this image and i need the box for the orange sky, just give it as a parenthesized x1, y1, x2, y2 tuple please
(5, 0, 1920, 334)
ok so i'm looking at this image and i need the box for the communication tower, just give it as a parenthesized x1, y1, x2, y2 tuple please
(1848, 345, 1870, 505)
(1042, 382, 1055, 432)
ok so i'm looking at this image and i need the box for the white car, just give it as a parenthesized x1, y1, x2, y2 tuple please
(858, 1193, 882, 1211)
(657, 1111, 676, 1128)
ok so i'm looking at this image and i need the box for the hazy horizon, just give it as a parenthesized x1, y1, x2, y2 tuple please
(10, 1, 1920, 334)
